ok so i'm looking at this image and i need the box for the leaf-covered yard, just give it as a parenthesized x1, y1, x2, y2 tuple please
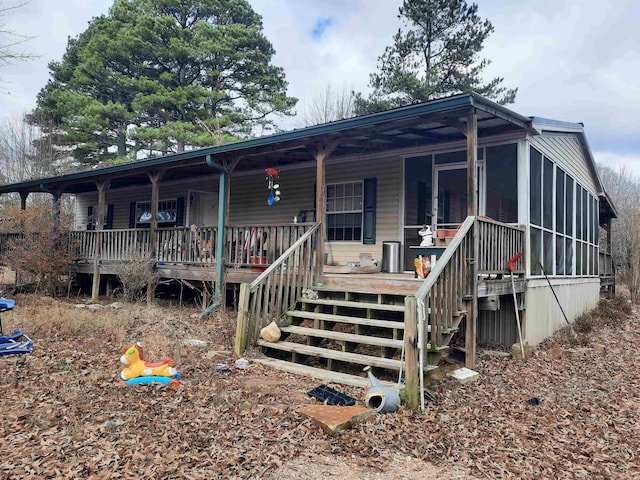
(0, 295, 638, 479)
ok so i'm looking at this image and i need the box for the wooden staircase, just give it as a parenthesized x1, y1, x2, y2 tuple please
(240, 216, 525, 392)
(255, 287, 461, 387)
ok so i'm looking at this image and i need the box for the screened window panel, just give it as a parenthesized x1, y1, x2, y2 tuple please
(543, 231, 554, 274)
(582, 188, 588, 241)
(530, 148, 542, 226)
(543, 158, 553, 229)
(582, 243, 588, 275)
(530, 227, 542, 275)
(576, 185, 582, 241)
(556, 235, 565, 275)
(565, 177, 573, 236)
(576, 242, 582, 275)
(565, 237, 573, 275)
(556, 169, 565, 234)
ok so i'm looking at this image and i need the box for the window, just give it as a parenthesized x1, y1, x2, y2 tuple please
(136, 199, 178, 225)
(327, 181, 363, 241)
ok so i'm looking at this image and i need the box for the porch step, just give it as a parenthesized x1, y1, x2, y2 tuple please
(252, 357, 397, 388)
(257, 340, 403, 370)
(287, 310, 404, 330)
(300, 298, 405, 312)
(280, 325, 404, 349)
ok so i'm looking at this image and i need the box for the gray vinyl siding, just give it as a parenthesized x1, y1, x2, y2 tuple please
(74, 177, 218, 229)
(228, 155, 402, 265)
(72, 155, 404, 265)
(529, 134, 597, 195)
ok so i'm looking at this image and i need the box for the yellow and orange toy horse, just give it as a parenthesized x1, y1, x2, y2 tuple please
(120, 342, 178, 380)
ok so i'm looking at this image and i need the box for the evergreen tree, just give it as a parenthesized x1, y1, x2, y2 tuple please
(354, 0, 517, 115)
(30, 0, 297, 164)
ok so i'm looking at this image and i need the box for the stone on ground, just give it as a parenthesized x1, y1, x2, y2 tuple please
(447, 367, 480, 384)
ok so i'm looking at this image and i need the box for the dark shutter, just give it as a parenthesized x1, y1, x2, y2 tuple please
(175, 197, 185, 227)
(106, 204, 114, 230)
(129, 202, 136, 228)
(87, 206, 94, 231)
(363, 177, 377, 245)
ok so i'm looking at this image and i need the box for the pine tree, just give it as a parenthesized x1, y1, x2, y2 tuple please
(30, 0, 297, 164)
(354, 0, 517, 115)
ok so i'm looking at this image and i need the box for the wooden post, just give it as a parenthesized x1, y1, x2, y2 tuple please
(146, 170, 164, 305)
(234, 282, 252, 354)
(19, 191, 28, 211)
(606, 218, 612, 254)
(312, 142, 337, 285)
(403, 296, 420, 410)
(92, 180, 108, 300)
(465, 111, 478, 369)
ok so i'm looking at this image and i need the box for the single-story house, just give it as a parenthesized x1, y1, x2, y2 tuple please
(0, 93, 616, 398)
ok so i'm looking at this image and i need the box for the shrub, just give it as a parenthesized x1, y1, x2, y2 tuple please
(2, 204, 74, 296)
(112, 250, 157, 302)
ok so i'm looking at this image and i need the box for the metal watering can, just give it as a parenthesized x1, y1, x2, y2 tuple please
(363, 366, 401, 413)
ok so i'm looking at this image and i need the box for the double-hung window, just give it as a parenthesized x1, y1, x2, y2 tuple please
(135, 199, 178, 225)
(326, 181, 363, 241)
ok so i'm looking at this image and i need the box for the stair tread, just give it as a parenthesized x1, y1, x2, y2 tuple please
(257, 339, 403, 370)
(280, 325, 404, 349)
(300, 298, 405, 312)
(287, 310, 405, 330)
(252, 358, 399, 388)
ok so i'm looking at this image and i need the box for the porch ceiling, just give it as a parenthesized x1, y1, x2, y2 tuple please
(0, 93, 533, 196)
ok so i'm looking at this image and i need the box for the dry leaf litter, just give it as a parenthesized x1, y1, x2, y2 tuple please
(0, 295, 638, 479)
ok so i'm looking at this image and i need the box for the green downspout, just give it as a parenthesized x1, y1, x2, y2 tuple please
(201, 154, 227, 316)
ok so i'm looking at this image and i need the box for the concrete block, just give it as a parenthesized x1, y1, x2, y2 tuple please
(447, 367, 479, 384)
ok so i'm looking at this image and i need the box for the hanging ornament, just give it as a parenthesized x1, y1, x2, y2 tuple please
(265, 168, 281, 205)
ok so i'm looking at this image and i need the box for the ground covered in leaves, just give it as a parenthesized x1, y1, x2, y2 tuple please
(0, 295, 638, 479)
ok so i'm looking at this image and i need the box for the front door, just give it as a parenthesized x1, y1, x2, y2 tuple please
(187, 191, 216, 226)
(433, 164, 484, 229)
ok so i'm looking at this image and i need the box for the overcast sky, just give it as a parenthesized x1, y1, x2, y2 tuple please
(1, 0, 638, 175)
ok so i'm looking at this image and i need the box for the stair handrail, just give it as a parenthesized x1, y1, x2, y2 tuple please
(235, 222, 320, 354)
(410, 215, 475, 410)
(249, 222, 320, 291)
(415, 216, 475, 301)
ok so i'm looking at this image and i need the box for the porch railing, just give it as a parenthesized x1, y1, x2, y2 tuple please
(225, 223, 315, 266)
(66, 223, 314, 266)
(477, 217, 526, 275)
(234, 223, 320, 354)
(599, 251, 614, 278)
(70, 229, 152, 261)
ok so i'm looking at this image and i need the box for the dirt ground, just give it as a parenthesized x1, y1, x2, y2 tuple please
(0, 294, 638, 479)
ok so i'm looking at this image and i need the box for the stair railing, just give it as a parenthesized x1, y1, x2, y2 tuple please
(234, 222, 320, 354)
(405, 216, 475, 410)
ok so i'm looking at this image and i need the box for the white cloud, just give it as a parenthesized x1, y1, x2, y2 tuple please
(0, 0, 637, 174)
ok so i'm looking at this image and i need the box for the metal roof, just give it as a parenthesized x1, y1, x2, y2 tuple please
(0, 92, 533, 195)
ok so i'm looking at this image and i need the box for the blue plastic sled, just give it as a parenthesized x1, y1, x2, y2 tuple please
(0, 330, 33, 356)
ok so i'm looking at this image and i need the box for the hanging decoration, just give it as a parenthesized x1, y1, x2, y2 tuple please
(265, 167, 281, 205)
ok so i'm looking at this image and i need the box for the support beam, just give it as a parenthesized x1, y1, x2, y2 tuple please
(465, 111, 478, 369)
(92, 180, 109, 300)
(311, 142, 337, 284)
(606, 218, 612, 254)
(146, 170, 164, 305)
(19, 191, 29, 211)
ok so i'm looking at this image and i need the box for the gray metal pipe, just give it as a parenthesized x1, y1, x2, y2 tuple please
(363, 366, 401, 413)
